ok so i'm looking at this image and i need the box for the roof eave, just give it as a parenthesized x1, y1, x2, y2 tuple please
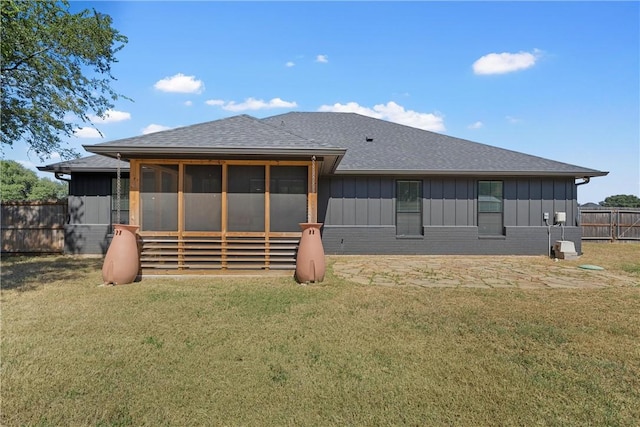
(84, 145, 346, 157)
(83, 146, 347, 174)
(334, 169, 609, 178)
(39, 167, 131, 174)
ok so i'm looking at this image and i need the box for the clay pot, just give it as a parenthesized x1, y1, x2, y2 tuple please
(295, 223, 325, 283)
(102, 224, 140, 285)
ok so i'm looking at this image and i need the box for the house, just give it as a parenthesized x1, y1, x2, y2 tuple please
(39, 112, 608, 273)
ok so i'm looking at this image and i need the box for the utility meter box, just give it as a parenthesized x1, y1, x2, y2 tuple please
(554, 240, 578, 260)
(554, 212, 566, 224)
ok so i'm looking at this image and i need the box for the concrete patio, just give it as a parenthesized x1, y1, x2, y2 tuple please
(329, 255, 639, 289)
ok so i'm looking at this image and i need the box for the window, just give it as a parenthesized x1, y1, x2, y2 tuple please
(140, 164, 179, 231)
(270, 166, 307, 232)
(134, 161, 312, 235)
(227, 165, 265, 232)
(184, 165, 222, 231)
(111, 177, 130, 226)
(478, 181, 503, 235)
(396, 180, 423, 236)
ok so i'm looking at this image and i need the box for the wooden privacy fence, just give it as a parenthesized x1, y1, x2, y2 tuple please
(580, 208, 640, 241)
(1, 201, 67, 253)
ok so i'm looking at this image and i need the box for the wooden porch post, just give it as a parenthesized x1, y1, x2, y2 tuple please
(308, 156, 318, 223)
(221, 162, 228, 269)
(129, 159, 140, 226)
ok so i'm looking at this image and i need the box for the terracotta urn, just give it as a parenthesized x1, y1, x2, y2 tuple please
(296, 223, 325, 283)
(102, 224, 140, 285)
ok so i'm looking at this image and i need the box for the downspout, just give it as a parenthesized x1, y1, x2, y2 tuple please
(53, 172, 71, 226)
(545, 217, 551, 258)
(574, 177, 591, 254)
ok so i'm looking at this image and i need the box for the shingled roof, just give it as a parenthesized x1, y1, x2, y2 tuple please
(40, 112, 606, 178)
(86, 113, 344, 154)
(262, 112, 607, 177)
(38, 154, 129, 173)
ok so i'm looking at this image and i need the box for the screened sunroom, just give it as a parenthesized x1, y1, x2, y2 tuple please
(84, 115, 345, 273)
(131, 160, 313, 272)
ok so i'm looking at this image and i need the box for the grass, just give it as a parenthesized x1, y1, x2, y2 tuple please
(1, 243, 639, 426)
(565, 241, 640, 274)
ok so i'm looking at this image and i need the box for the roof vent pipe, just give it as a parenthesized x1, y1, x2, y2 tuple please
(365, 136, 373, 142)
(576, 177, 590, 186)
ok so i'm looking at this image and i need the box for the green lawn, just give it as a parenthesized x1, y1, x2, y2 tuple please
(2, 247, 639, 426)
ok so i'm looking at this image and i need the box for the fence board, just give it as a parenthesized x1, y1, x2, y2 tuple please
(1, 201, 67, 253)
(580, 207, 640, 241)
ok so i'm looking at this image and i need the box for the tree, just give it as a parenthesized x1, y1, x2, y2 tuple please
(1, 0, 128, 160)
(599, 194, 640, 208)
(0, 160, 67, 201)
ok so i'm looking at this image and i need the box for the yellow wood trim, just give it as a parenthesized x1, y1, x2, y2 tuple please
(307, 163, 318, 222)
(226, 232, 267, 238)
(172, 159, 225, 165)
(268, 232, 303, 238)
(139, 231, 180, 237)
(226, 160, 310, 166)
(265, 165, 270, 268)
(221, 163, 228, 268)
(182, 231, 224, 237)
(139, 232, 299, 239)
(178, 163, 185, 268)
(141, 269, 294, 276)
(265, 164, 270, 235)
(129, 159, 140, 226)
(134, 159, 310, 166)
(308, 193, 318, 223)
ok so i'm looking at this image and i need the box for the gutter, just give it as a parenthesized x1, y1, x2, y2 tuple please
(54, 172, 71, 183)
(334, 169, 610, 178)
(575, 177, 591, 186)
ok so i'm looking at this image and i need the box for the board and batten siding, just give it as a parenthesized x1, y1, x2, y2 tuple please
(65, 172, 121, 254)
(318, 175, 580, 255)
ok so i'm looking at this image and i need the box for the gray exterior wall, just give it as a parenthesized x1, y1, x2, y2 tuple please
(318, 175, 581, 255)
(65, 172, 581, 256)
(66, 173, 120, 254)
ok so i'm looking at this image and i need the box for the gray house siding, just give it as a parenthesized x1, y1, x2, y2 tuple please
(64, 172, 581, 256)
(318, 175, 581, 255)
(322, 176, 395, 226)
(66, 173, 121, 254)
(320, 226, 580, 255)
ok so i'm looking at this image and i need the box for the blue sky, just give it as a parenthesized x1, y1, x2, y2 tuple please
(8, 1, 639, 204)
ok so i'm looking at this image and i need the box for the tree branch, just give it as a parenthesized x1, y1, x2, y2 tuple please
(1, 47, 52, 73)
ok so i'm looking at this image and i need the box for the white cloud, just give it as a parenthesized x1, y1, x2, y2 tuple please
(318, 101, 445, 132)
(318, 101, 377, 116)
(506, 115, 523, 124)
(154, 73, 204, 93)
(89, 109, 131, 124)
(74, 127, 103, 138)
(142, 124, 172, 135)
(184, 100, 193, 107)
(286, 61, 295, 67)
(206, 97, 297, 112)
(473, 49, 542, 75)
(315, 54, 328, 63)
(468, 121, 484, 129)
(17, 159, 36, 170)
